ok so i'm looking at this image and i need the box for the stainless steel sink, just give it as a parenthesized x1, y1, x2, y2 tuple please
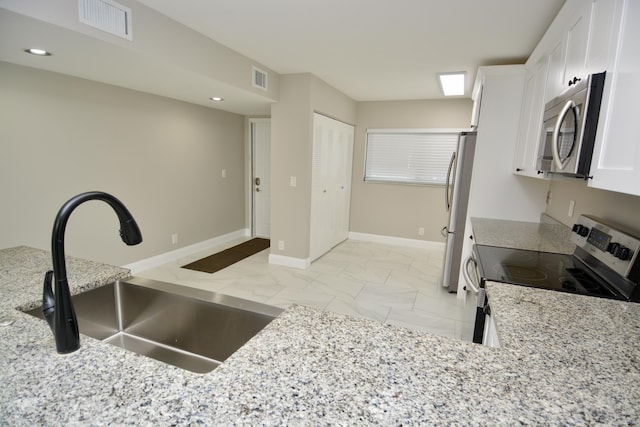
(26, 277, 282, 373)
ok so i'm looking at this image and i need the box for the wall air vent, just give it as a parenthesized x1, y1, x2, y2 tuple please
(79, 0, 132, 40)
(252, 66, 268, 91)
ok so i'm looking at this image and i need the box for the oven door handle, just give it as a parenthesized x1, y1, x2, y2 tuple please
(462, 255, 480, 294)
(552, 99, 576, 171)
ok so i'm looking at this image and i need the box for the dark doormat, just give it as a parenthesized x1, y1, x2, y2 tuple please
(181, 238, 270, 274)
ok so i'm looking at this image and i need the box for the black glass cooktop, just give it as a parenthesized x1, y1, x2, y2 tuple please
(473, 245, 625, 300)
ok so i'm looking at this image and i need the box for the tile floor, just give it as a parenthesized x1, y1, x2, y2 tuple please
(136, 238, 476, 342)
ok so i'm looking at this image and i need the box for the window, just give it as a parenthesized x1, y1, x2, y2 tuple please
(364, 129, 463, 185)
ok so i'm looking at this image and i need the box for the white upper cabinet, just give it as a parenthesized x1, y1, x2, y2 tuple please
(562, 1, 593, 90)
(588, 0, 640, 196)
(518, 0, 640, 195)
(514, 0, 594, 179)
(513, 60, 549, 178)
(585, 0, 619, 74)
(544, 40, 567, 104)
(545, 1, 594, 102)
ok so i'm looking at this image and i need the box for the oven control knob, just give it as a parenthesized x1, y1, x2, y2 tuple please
(607, 242, 620, 254)
(572, 223, 587, 235)
(617, 246, 631, 261)
(577, 225, 590, 237)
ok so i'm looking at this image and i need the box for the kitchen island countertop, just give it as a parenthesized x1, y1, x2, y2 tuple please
(1, 246, 639, 425)
(471, 216, 576, 254)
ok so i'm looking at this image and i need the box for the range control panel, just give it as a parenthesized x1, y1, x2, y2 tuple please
(571, 215, 640, 281)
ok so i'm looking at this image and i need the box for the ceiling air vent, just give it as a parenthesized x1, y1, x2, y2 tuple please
(79, 0, 132, 40)
(252, 66, 268, 91)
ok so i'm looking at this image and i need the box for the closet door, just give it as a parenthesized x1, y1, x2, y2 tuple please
(310, 113, 354, 261)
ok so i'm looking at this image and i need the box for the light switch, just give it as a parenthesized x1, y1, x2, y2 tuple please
(290, 176, 297, 187)
(221, 169, 227, 178)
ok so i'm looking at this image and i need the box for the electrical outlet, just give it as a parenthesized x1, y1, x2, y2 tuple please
(278, 240, 285, 250)
(418, 227, 425, 236)
(568, 200, 575, 217)
(171, 233, 178, 245)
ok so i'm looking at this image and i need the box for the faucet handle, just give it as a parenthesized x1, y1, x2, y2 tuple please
(42, 270, 55, 332)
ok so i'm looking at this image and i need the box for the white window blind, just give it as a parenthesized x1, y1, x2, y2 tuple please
(364, 130, 460, 185)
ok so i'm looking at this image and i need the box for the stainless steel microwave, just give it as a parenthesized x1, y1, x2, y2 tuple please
(537, 72, 606, 178)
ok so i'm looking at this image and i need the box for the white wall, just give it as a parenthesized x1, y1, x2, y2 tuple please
(545, 178, 640, 231)
(0, 61, 246, 266)
(350, 99, 473, 242)
(270, 73, 356, 262)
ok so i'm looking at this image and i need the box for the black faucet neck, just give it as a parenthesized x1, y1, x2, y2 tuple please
(46, 191, 142, 354)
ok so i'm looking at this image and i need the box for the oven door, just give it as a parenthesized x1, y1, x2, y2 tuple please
(463, 251, 487, 344)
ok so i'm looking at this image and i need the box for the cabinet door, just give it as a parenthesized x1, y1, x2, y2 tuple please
(586, 0, 620, 74)
(563, 1, 593, 89)
(544, 40, 566, 103)
(589, 0, 640, 196)
(514, 61, 549, 178)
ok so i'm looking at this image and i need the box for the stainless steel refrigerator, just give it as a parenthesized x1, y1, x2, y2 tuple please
(441, 132, 477, 293)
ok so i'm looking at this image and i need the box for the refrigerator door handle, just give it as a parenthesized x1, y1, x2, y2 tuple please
(444, 151, 456, 212)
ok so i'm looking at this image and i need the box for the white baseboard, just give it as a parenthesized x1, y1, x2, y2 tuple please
(124, 228, 250, 274)
(125, 230, 442, 274)
(348, 231, 445, 250)
(268, 254, 310, 269)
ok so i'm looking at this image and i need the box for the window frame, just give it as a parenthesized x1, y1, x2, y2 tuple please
(363, 128, 470, 186)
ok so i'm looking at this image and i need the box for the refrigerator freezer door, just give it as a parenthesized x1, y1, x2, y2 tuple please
(442, 231, 456, 290)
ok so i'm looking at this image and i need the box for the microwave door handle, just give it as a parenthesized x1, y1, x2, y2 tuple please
(552, 100, 575, 171)
(445, 152, 456, 211)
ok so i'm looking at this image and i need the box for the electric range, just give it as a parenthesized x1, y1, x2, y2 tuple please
(470, 215, 640, 344)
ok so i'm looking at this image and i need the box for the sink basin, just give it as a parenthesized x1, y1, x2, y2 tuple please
(26, 277, 282, 373)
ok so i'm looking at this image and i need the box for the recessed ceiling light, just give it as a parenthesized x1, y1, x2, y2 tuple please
(438, 72, 465, 96)
(24, 48, 52, 56)
(209, 96, 224, 102)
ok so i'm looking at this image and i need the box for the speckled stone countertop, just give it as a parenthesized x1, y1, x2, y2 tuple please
(472, 216, 576, 254)
(2, 246, 639, 425)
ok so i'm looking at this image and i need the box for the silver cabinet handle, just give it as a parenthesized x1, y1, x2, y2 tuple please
(462, 255, 480, 294)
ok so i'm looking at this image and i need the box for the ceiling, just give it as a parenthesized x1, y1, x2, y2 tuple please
(0, 0, 566, 114)
(136, 0, 565, 101)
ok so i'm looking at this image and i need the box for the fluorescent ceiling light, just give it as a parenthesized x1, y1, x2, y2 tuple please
(438, 72, 465, 96)
(209, 96, 224, 101)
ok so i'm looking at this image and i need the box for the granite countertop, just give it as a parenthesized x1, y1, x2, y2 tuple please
(471, 216, 576, 254)
(2, 246, 639, 425)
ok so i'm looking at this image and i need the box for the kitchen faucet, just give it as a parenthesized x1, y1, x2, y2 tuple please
(42, 191, 143, 354)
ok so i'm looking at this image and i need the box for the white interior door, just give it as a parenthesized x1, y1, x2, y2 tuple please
(251, 119, 271, 238)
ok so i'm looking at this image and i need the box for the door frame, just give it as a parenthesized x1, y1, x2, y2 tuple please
(247, 118, 271, 238)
